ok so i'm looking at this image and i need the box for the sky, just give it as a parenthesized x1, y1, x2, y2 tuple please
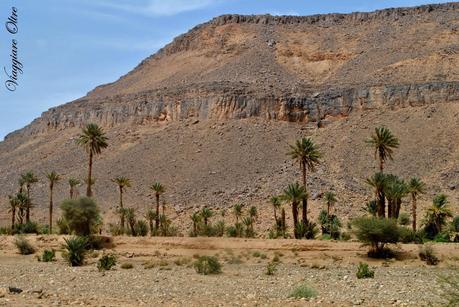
(0, 0, 449, 140)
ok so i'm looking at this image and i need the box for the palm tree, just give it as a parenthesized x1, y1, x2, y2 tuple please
(281, 182, 307, 239)
(362, 200, 378, 217)
(233, 203, 243, 224)
(366, 127, 399, 172)
(288, 137, 321, 224)
(21, 171, 38, 223)
(112, 176, 131, 229)
(68, 178, 81, 199)
(190, 212, 201, 235)
(270, 196, 281, 223)
(46, 171, 60, 234)
(200, 207, 213, 227)
(75, 123, 108, 197)
(324, 191, 337, 216)
(18, 177, 25, 194)
(425, 194, 453, 236)
(15, 193, 29, 225)
(145, 209, 156, 236)
(125, 208, 136, 236)
(249, 206, 258, 221)
(150, 182, 165, 231)
(407, 177, 426, 231)
(8, 195, 19, 230)
(366, 172, 387, 218)
(384, 175, 408, 219)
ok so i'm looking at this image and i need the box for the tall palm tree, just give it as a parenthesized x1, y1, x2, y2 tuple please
(366, 172, 387, 218)
(324, 191, 337, 216)
(145, 209, 156, 236)
(46, 171, 60, 234)
(68, 178, 81, 199)
(150, 182, 165, 231)
(15, 192, 29, 225)
(200, 207, 213, 227)
(288, 137, 321, 224)
(281, 182, 307, 239)
(125, 208, 136, 236)
(112, 176, 131, 230)
(249, 206, 258, 222)
(366, 127, 399, 172)
(425, 194, 452, 236)
(21, 171, 38, 223)
(407, 177, 426, 231)
(190, 212, 201, 235)
(233, 203, 243, 224)
(75, 123, 108, 197)
(8, 195, 19, 230)
(384, 175, 408, 219)
(270, 196, 281, 223)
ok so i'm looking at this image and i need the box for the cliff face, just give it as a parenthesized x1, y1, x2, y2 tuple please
(13, 81, 459, 137)
(1, 3, 459, 225)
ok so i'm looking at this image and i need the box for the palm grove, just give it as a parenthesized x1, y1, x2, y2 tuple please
(3, 124, 458, 251)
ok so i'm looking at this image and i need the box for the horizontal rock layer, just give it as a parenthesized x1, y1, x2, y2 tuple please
(8, 81, 459, 139)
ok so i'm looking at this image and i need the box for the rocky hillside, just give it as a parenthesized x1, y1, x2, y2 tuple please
(0, 3, 458, 226)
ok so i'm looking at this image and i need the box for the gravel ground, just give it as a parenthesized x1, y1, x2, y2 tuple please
(0, 236, 457, 306)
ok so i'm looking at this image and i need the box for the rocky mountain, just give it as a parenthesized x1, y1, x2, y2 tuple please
(1, 2, 458, 227)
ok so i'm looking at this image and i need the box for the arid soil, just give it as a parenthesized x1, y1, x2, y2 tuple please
(0, 236, 458, 306)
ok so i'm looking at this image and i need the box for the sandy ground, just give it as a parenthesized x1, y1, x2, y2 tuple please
(0, 235, 458, 306)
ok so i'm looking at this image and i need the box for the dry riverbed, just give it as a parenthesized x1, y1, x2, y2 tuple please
(0, 236, 458, 306)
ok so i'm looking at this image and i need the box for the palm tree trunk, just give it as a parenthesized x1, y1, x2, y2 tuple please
(327, 202, 330, 217)
(11, 207, 15, 230)
(273, 207, 277, 224)
(281, 208, 286, 233)
(149, 219, 154, 236)
(379, 151, 384, 172)
(49, 184, 54, 234)
(387, 199, 393, 219)
(292, 202, 299, 239)
(301, 162, 308, 225)
(26, 186, 31, 223)
(412, 195, 417, 231)
(86, 151, 93, 197)
(70, 186, 74, 199)
(119, 186, 124, 229)
(155, 194, 160, 230)
(395, 199, 402, 219)
(377, 191, 385, 218)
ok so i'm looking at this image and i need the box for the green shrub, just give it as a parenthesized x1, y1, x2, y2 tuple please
(266, 261, 278, 275)
(352, 217, 400, 258)
(108, 223, 124, 236)
(398, 213, 411, 226)
(14, 236, 35, 255)
(419, 244, 439, 265)
(288, 284, 317, 299)
(60, 197, 101, 236)
(14, 221, 39, 234)
(356, 262, 374, 279)
(193, 256, 222, 275)
(134, 220, 148, 237)
(62, 236, 88, 266)
(97, 254, 117, 271)
(340, 232, 351, 241)
(213, 221, 226, 237)
(452, 216, 459, 232)
(57, 218, 70, 235)
(434, 232, 451, 243)
(0, 227, 13, 235)
(399, 227, 424, 243)
(121, 263, 134, 269)
(38, 249, 56, 262)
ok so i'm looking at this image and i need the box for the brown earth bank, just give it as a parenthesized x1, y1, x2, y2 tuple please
(1, 2, 459, 226)
(0, 236, 458, 306)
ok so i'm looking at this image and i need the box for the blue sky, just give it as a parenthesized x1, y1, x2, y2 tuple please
(0, 0, 448, 140)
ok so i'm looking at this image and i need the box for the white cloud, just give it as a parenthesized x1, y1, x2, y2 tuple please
(94, 0, 219, 17)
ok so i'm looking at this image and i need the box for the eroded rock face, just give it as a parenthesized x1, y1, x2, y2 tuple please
(9, 81, 459, 138)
